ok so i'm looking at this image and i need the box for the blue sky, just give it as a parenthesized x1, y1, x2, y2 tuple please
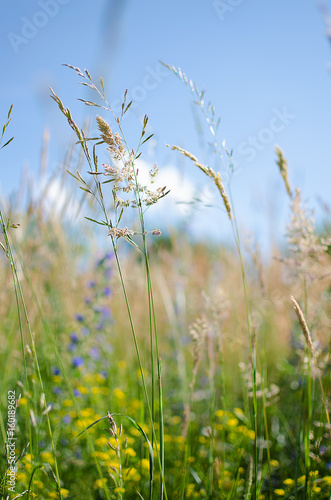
(1, 0, 330, 250)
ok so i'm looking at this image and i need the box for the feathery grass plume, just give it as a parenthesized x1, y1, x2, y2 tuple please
(244, 455, 253, 500)
(275, 146, 292, 198)
(169, 145, 232, 220)
(189, 317, 208, 392)
(290, 295, 314, 354)
(285, 187, 331, 282)
(182, 317, 208, 438)
(105, 412, 124, 497)
(161, 63, 222, 151)
(96, 115, 125, 160)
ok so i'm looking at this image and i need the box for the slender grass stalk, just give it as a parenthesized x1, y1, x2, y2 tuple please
(0, 207, 62, 499)
(135, 192, 165, 499)
(162, 62, 266, 495)
(0, 109, 34, 496)
(228, 188, 258, 498)
(51, 67, 168, 499)
(167, 138, 260, 497)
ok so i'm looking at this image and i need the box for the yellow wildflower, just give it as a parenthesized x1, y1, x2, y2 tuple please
(140, 458, 150, 472)
(227, 418, 238, 427)
(125, 447, 136, 457)
(169, 416, 181, 425)
(95, 437, 108, 447)
(114, 388, 126, 400)
(94, 478, 107, 489)
(40, 452, 55, 465)
(81, 408, 94, 418)
(114, 487, 125, 494)
(77, 386, 88, 394)
(246, 429, 255, 439)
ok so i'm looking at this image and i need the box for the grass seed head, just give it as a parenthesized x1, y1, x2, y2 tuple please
(275, 146, 292, 198)
(96, 115, 125, 160)
(290, 295, 314, 354)
(169, 145, 232, 220)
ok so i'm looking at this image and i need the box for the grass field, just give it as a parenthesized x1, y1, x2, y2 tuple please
(0, 66, 330, 499)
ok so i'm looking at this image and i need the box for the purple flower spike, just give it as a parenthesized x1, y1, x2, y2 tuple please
(68, 343, 77, 353)
(103, 287, 112, 297)
(101, 306, 111, 318)
(70, 332, 79, 343)
(105, 268, 112, 279)
(89, 347, 100, 360)
(72, 356, 84, 368)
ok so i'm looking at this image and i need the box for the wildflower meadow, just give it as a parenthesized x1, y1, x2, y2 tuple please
(0, 63, 330, 500)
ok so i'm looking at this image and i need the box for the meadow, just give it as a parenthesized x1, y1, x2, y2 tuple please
(0, 65, 330, 499)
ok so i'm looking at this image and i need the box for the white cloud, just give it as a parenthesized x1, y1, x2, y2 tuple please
(40, 175, 81, 222)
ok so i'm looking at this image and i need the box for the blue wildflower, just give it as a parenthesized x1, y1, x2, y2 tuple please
(72, 356, 84, 368)
(89, 347, 100, 360)
(101, 306, 111, 318)
(70, 332, 79, 343)
(52, 367, 61, 375)
(103, 287, 112, 297)
(75, 314, 84, 322)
